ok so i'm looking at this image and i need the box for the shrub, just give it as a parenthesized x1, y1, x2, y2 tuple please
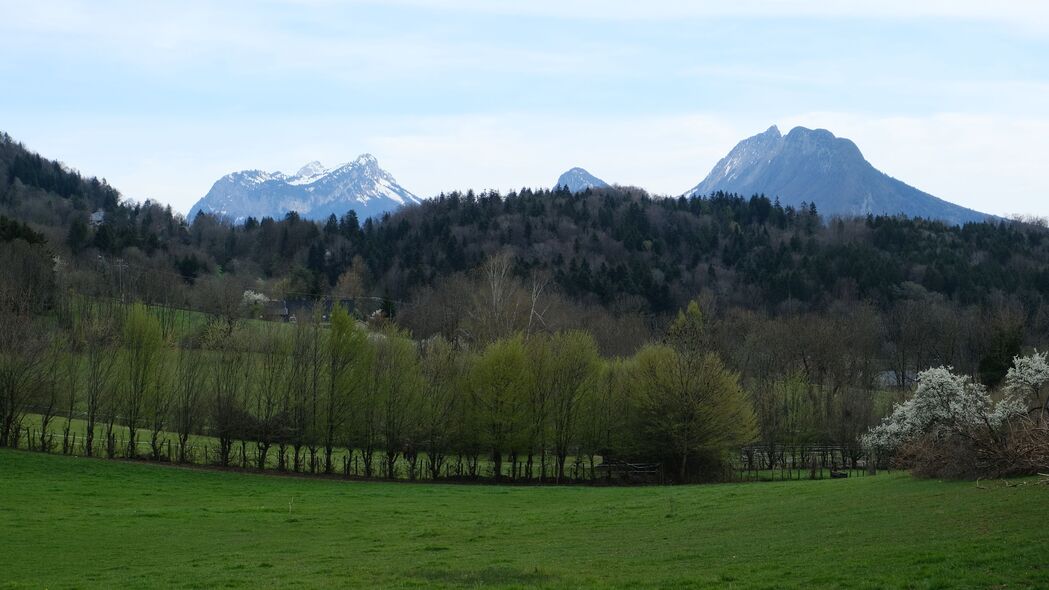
(863, 356, 1048, 479)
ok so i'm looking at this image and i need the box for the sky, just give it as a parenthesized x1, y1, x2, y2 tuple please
(2, 0, 1048, 217)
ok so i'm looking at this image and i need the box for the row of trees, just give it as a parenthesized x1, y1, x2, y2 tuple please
(7, 218, 1046, 483)
(1, 290, 756, 483)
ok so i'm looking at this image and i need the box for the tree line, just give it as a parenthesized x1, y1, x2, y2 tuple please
(4, 215, 1047, 484)
(1, 289, 758, 483)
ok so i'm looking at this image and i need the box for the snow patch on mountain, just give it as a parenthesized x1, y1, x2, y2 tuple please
(188, 155, 421, 223)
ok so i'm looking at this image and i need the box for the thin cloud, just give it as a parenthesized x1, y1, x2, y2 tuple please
(2, 1, 1047, 217)
(338, 0, 1049, 32)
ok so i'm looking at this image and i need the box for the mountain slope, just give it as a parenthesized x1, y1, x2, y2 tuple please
(687, 126, 990, 225)
(555, 167, 609, 193)
(188, 154, 421, 222)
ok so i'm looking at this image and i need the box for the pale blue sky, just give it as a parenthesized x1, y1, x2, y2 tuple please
(2, 1, 1048, 216)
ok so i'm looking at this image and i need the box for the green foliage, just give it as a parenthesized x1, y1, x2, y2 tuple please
(328, 305, 367, 402)
(629, 344, 757, 480)
(544, 330, 601, 481)
(120, 302, 165, 456)
(667, 299, 705, 353)
(469, 335, 529, 478)
(418, 335, 465, 478)
(123, 302, 163, 352)
(372, 324, 424, 478)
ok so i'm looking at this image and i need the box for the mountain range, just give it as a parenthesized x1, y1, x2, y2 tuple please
(687, 125, 989, 225)
(188, 154, 421, 223)
(188, 126, 989, 226)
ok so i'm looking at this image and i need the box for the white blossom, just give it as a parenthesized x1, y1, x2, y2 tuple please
(1004, 350, 1049, 401)
(862, 365, 1027, 452)
(241, 290, 269, 305)
(988, 393, 1028, 428)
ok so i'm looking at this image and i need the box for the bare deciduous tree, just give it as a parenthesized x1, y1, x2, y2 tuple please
(252, 326, 289, 470)
(82, 305, 119, 457)
(172, 346, 204, 463)
(212, 332, 248, 467)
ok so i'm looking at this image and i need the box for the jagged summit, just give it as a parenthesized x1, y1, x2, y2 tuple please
(555, 167, 609, 193)
(295, 161, 327, 178)
(687, 125, 990, 225)
(188, 154, 421, 223)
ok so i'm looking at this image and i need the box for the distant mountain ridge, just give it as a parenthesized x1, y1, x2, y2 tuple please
(687, 125, 990, 225)
(188, 154, 421, 223)
(555, 167, 609, 193)
(188, 129, 989, 225)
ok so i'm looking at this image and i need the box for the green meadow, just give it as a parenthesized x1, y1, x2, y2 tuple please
(1, 449, 1046, 589)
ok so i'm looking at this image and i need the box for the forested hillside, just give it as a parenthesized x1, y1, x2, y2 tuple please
(4, 131, 1049, 480)
(4, 130, 1048, 360)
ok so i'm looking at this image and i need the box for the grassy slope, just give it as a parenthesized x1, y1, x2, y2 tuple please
(1, 450, 1046, 589)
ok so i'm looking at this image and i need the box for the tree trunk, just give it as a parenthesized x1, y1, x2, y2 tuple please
(85, 421, 95, 458)
(257, 442, 270, 470)
(492, 449, 503, 481)
(178, 433, 190, 463)
(557, 452, 568, 483)
(150, 431, 162, 461)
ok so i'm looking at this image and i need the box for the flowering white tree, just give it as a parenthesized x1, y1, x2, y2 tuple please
(1003, 350, 1049, 421)
(862, 366, 1026, 454)
(241, 289, 270, 319)
(241, 290, 269, 305)
(863, 353, 1049, 477)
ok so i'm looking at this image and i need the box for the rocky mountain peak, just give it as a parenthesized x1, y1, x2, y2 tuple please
(686, 125, 990, 225)
(555, 167, 610, 193)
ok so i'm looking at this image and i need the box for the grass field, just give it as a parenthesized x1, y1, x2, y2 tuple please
(1, 449, 1047, 588)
